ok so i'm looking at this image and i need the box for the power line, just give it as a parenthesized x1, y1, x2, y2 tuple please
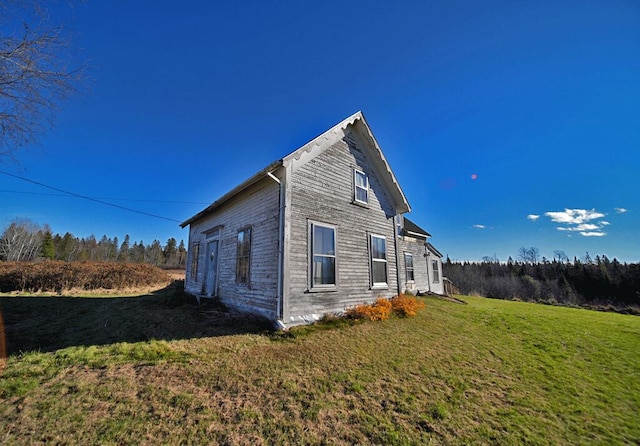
(0, 189, 208, 205)
(0, 170, 184, 223)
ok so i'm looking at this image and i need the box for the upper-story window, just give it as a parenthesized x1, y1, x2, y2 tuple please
(354, 169, 369, 205)
(404, 252, 415, 282)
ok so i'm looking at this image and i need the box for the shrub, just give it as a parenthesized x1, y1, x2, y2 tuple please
(346, 297, 392, 321)
(346, 295, 427, 322)
(390, 294, 426, 317)
(0, 261, 171, 293)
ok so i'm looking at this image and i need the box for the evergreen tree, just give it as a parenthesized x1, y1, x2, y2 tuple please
(57, 232, 79, 261)
(98, 235, 110, 260)
(177, 239, 187, 266)
(132, 241, 146, 263)
(83, 235, 98, 260)
(111, 236, 119, 261)
(40, 227, 56, 260)
(118, 235, 130, 262)
(164, 237, 177, 266)
(147, 240, 164, 266)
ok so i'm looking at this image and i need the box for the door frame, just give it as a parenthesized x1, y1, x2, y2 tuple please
(203, 230, 221, 297)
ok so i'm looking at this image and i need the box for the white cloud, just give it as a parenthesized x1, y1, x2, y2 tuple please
(615, 207, 628, 213)
(575, 223, 600, 231)
(544, 209, 605, 225)
(544, 208, 608, 237)
(473, 224, 486, 229)
(527, 214, 540, 221)
(556, 224, 599, 232)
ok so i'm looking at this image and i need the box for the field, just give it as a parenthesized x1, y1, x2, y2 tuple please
(1, 289, 638, 445)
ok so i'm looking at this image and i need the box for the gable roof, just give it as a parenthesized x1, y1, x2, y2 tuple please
(180, 111, 410, 228)
(426, 242, 443, 258)
(403, 217, 431, 239)
(179, 160, 282, 228)
(281, 111, 411, 214)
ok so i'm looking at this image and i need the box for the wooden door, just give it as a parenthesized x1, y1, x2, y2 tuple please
(204, 240, 219, 297)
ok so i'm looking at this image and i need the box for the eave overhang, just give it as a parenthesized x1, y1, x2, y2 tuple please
(426, 242, 443, 258)
(403, 217, 431, 239)
(179, 160, 282, 228)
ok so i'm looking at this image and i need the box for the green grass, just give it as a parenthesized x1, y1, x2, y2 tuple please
(1, 293, 638, 445)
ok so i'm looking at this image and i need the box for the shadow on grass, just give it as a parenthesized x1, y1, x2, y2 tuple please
(0, 282, 274, 356)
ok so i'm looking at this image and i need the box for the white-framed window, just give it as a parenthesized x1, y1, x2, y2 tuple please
(404, 252, 414, 282)
(236, 227, 251, 284)
(369, 234, 388, 287)
(354, 169, 369, 205)
(309, 221, 337, 290)
(432, 259, 440, 283)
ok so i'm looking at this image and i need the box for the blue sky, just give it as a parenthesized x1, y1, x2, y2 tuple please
(1, 0, 638, 262)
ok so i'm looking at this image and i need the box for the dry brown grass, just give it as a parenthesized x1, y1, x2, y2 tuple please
(0, 261, 171, 293)
(163, 269, 186, 281)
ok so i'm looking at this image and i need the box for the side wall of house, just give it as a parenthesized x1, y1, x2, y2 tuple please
(397, 237, 430, 294)
(286, 130, 399, 323)
(427, 252, 444, 295)
(184, 177, 281, 319)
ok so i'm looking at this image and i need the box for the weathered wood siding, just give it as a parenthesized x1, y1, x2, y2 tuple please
(286, 130, 399, 321)
(397, 237, 445, 295)
(397, 237, 430, 294)
(427, 252, 444, 295)
(185, 177, 280, 319)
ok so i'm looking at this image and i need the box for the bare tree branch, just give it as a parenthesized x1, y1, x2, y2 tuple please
(0, 1, 85, 163)
(0, 218, 43, 261)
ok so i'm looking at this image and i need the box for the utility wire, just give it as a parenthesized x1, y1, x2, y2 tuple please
(0, 170, 184, 223)
(0, 189, 208, 205)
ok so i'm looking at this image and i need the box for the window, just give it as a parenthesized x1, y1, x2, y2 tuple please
(354, 169, 369, 204)
(432, 260, 440, 283)
(190, 242, 199, 281)
(236, 227, 251, 284)
(404, 252, 414, 282)
(204, 227, 220, 239)
(370, 234, 387, 287)
(310, 222, 336, 289)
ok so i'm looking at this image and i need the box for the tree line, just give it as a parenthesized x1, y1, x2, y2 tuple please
(444, 250, 639, 310)
(0, 219, 186, 268)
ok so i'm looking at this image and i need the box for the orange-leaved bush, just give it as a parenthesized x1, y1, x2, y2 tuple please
(346, 297, 393, 321)
(390, 294, 426, 317)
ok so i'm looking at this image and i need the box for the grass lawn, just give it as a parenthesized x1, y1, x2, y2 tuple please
(1, 290, 638, 445)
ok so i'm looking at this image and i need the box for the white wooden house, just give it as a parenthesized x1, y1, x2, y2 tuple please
(396, 216, 445, 296)
(180, 111, 444, 328)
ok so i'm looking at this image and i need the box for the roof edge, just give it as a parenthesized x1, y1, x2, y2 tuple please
(281, 111, 411, 214)
(403, 217, 431, 238)
(281, 111, 364, 165)
(180, 160, 282, 228)
(180, 111, 412, 227)
(426, 242, 443, 258)
(352, 112, 411, 214)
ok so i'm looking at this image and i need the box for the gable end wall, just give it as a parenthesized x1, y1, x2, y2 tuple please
(286, 131, 399, 322)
